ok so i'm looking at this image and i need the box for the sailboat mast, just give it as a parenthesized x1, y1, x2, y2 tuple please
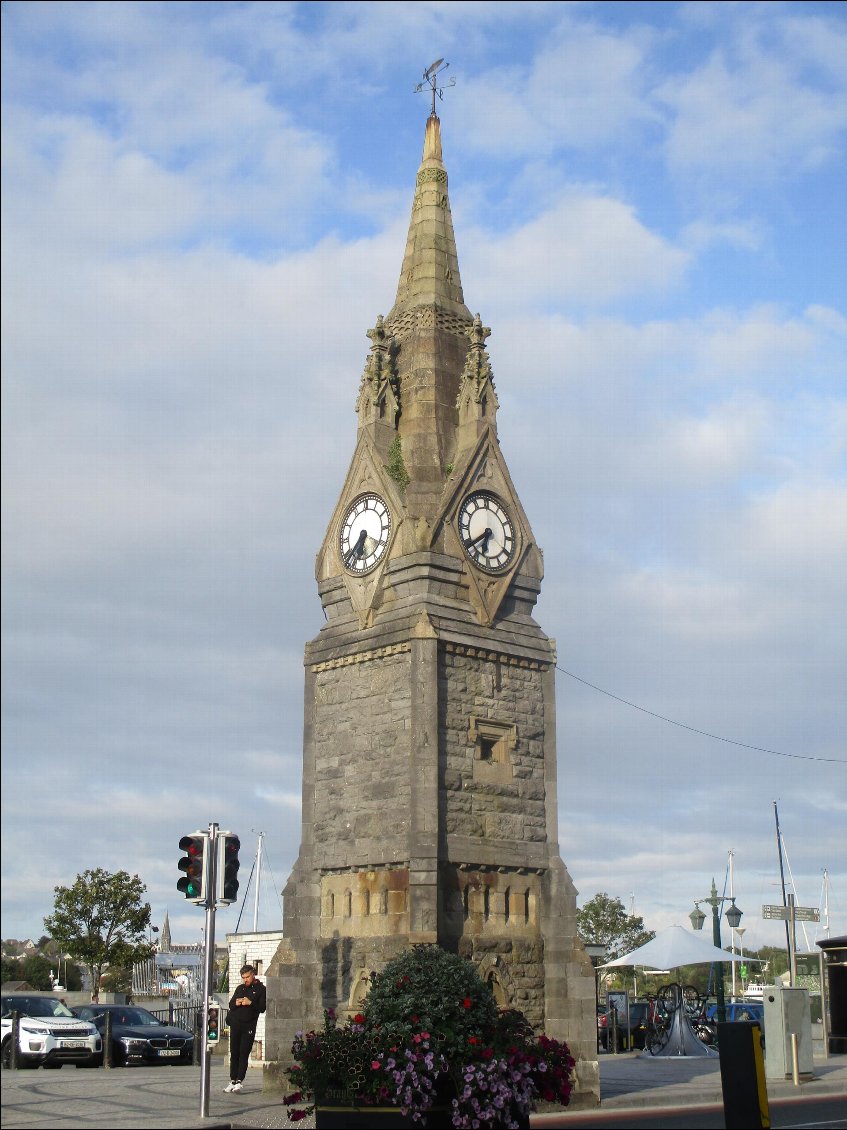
(773, 801, 792, 975)
(253, 832, 264, 933)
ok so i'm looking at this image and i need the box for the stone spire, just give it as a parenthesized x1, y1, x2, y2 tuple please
(384, 113, 475, 520)
(388, 113, 471, 320)
(160, 911, 172, 953)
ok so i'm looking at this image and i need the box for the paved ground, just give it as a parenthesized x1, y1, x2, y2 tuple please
(1, 1052, 845, 1129)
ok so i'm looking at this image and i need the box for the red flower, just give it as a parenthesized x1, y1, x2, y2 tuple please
(353, 1014, 365, 1024)
(482, 1048, 494, 1059)
(463, 997, 472, 1009)
(468, 1036, 479, 1045)
(410, 1014, 419, 1024)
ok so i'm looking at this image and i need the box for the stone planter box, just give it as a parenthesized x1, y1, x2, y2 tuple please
(315, 1102, 530, 1129)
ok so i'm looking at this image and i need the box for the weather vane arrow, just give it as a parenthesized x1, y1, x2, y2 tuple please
(414, 58, 456, 115)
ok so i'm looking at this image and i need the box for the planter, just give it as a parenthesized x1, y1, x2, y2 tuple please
(315, 1103, 530, 1129)
(316, 1105, 454, 1129)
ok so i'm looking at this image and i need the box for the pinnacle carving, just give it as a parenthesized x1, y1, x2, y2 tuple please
(456, 314, 499, 433)
(356, 315, 400, 428)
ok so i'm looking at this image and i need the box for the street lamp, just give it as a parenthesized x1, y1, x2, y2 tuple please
(690, 878, 743, 1024)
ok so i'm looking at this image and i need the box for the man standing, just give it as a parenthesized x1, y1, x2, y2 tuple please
(224, 964, 266, 1093)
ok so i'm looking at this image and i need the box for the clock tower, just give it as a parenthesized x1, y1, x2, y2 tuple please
(265, 110, 599, 1104)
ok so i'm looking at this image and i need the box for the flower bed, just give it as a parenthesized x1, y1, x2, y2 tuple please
(284, 945, 574, 1128)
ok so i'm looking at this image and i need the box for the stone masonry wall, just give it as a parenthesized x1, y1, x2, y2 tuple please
(312, 650, 412, 867)
(440, 645, 547, 843)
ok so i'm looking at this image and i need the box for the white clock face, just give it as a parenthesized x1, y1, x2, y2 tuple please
(458, 491, 515, 573)
(340, 493, 392, 574)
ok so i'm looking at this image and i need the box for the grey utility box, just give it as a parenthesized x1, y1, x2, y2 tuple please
(763, 984, 814, 1079)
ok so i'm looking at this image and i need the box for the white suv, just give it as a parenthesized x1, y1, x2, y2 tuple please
(1, 994, 101, 1069)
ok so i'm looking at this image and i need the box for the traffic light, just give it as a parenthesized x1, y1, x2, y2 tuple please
(206, 1002, 220, 1044)
(177, 832, 208, 902)
(216, 833, 240, 905)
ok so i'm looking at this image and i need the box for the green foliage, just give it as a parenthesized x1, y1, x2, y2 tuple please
(577, 892, 655, 963)
(1, 956, 24, 985)
(384, 436, 410, 490)
(365, 944, 499, 1051)
(749, 945, 789, 980)
(19, 954, 55, 990)
(43, 868, 152, 1000)
(100, 965, 133, 993)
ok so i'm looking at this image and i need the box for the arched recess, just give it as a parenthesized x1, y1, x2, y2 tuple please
(348, 969, 372, 1011)
(475, 953, 514, 1010)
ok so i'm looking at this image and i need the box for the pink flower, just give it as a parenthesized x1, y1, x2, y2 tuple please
(371, 1060, 382, 1070)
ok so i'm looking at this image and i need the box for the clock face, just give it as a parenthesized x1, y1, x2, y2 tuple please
(340, 493, 392, 574)
(458, 491, 515, 573)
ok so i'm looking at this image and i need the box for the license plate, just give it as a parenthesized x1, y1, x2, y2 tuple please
(60, 1041, 87, 1048)
(158, 1049, 181, 1057)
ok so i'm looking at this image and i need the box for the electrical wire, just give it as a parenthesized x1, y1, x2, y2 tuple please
(555, 665, 844, 764)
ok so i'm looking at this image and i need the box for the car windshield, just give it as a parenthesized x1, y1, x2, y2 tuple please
(2, 996, 74, 1019)
(97, 1007, 161, 1026)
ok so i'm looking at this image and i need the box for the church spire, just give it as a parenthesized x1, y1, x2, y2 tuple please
(388, 112, 471, 321)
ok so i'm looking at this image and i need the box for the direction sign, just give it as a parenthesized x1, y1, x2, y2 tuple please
(762, 904, 788, 920)
(761, 903, 819, 921)
(793, 907, 820, 922)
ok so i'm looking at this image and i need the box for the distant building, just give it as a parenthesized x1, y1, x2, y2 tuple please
(225, 929, 283, 1066)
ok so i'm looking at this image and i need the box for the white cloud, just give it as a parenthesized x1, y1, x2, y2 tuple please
(465, 192, 690, 312)
(658, 13, 847, 193)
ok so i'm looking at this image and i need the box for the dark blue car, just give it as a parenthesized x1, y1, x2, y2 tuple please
(705, 1001, 764, 1024)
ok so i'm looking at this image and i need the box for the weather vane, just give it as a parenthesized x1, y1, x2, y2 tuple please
(414, 59, 456, 115)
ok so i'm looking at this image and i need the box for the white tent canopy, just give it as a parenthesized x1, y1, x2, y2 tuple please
(600, 925, 745, 969)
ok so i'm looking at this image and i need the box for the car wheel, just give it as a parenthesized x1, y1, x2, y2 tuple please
(1, 1041, 38, 1070)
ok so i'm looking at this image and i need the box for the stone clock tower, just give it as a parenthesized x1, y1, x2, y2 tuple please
(264, 111, 598, 1104)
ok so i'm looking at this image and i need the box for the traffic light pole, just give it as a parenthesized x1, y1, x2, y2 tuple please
(199, 821, 219, 1120)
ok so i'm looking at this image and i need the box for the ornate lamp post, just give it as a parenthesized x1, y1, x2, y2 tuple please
(690, 878, 743, 1024)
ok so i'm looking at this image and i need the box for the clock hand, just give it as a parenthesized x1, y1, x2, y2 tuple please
(346, 529, 368, 562)
(465, 527, 493, 553)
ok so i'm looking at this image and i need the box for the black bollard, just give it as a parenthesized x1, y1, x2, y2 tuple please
(718, 1021, 770, 1129)
(193, 1008, 203, 1066)
(103, 1011, 113, 1069)
(9, 1012, 20, 1070)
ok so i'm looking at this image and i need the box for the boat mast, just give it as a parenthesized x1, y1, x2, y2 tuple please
(252, 831, 264, 933)
(773, 801, 792, 977)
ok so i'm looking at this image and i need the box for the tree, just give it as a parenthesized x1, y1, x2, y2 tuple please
(577, 892, 655, 962)
(43, 869, 153, 1000)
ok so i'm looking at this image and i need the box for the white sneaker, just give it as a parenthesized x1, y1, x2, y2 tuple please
(223, 1081, 237, 1093)
(230, 1082, 243, 1093)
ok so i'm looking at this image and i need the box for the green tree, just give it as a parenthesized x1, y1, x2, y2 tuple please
(20, 954, 55, 990)
(577, 892, 655, 963)
(43, 869, 153, 1000)
(1, 956, 23, 984)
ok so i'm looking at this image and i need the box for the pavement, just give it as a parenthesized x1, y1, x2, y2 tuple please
(1, 1051, 845, 1129)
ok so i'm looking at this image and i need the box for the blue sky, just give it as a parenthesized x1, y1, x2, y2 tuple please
(2, 1, 846, 957)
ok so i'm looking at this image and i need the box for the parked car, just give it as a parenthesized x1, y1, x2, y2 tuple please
(1, 994, 101, 1069)
(597, 1001, 652, 1051)
(71, 1005, 194, 1066)
(705, 1001, 765, 1025)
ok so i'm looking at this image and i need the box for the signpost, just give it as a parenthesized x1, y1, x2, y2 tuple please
(761, 895, 819, 986)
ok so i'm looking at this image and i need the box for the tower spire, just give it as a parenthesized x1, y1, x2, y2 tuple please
(388, 112, 470, 320)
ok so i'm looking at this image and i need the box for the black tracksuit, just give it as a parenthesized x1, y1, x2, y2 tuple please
(227, 978, 266, 1083)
